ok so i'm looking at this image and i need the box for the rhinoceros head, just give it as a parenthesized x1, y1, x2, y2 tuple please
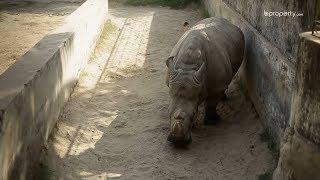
(166, 57, 206, 144)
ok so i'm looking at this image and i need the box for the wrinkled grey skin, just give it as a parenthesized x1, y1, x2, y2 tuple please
(166, 17, 244, 144)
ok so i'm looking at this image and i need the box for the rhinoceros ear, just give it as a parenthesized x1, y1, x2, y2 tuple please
(166, 57, 178, 76)
(194, 63, 206, 84)
(166, 57, 174, 68)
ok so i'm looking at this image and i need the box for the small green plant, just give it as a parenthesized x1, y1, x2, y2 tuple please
(258, 171, 273, 180)
(0, 3, 10, 10)
(100, 20, 117, 40)
(260, 128, 279, 157)
(202, 8, 210, 18)
(0, 13, 3, 22)
(0, 1, 34, 11)
(257, 129, 279, 180)
(90, 20, 117, 60)
(32, 163, 52, 180)
(125, 0, 199, 9)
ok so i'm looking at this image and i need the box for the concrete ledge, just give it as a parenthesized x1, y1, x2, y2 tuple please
(204, 0, 296, 141)
(274, 32, 320, 180)
(0, 0, 108, 179)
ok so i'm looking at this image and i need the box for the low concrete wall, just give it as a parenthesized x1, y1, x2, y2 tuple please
(273, 33, 320, 180)
(6, 0, 85, 2)
(0, 0, 108, 179)
(203, 0, 316, 142)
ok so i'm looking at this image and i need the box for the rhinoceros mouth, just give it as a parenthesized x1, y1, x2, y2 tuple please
(167, 132, 192, 145)
(167, 122, 192, 144)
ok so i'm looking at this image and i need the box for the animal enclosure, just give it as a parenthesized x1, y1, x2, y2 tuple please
(0, 0, 319, 179)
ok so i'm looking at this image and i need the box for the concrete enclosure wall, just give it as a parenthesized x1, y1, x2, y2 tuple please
(0, 0, 108, 179)
(274, 33, 320, 180)
(204, 0, 316, 142)
(223, 0, 316, 59)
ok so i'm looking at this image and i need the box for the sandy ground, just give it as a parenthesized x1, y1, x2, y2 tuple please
(44, 2, 275, 179)
(0, 1, 82, 74)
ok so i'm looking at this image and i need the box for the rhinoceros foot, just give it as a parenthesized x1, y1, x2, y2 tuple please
(204, 110, 221, 125)
(167, 134, 192, 145)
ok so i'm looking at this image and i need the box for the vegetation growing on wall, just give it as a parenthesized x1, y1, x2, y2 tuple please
(256, 128, 279, 180)
(100, 20, 117, 41)
(201, 7, 210, 18)
(0, 1, 34, 11)
(259, 128, 279, 157)
(126, 0, 200, 9)
(257, 171, 273, 180)
(91, 20, 117, 60)
(31, 163, 52, 180)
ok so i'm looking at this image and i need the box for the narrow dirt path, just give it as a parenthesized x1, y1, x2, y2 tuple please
(45, 3, 275, 179)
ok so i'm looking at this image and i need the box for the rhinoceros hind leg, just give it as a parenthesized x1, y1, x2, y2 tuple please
(221, 92, 228, 101)
(204, 111, 221, 125)
(204, 101, 221, 125)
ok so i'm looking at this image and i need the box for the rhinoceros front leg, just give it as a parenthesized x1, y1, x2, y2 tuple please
(204, 98, 221, 125)
(193, 101, 206, 128)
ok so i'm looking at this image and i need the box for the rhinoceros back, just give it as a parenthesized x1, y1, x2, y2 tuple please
(197, 17, 244, 75)
(170, 17, 244, 99)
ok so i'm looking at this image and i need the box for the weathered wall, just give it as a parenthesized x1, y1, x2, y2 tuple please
(273, 32, 320, 180)
(204, 0, 316, 141)
(223, 0, 316, 59)
(0, 0, 108, 179)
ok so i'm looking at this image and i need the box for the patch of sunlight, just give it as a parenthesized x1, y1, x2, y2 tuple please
(121, 89, 130, 94)
(75, 20, 119, 91)
(304, 31, 320, 43)
(79, 171, 93, 176)
(81, 172, 122, 180)
(185, 23, 210, 41)
(192, 22, 216, 30)
(94, 113, 119, 127)
(99, 89, 111, 94)
(106, 173, 122, 178)
(68, 130, 104, 156)
(107, 11, 155, 76)
(53, 113, 118, 158)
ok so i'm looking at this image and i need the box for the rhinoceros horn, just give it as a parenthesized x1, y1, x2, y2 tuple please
(194, 63, 206, 83)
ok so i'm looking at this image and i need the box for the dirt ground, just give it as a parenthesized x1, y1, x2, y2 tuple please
(0, 1, 82, 74)
(44, 2, 275, 179)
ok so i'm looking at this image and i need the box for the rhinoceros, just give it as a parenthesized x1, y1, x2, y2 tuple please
(166, 17, 244, 144)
